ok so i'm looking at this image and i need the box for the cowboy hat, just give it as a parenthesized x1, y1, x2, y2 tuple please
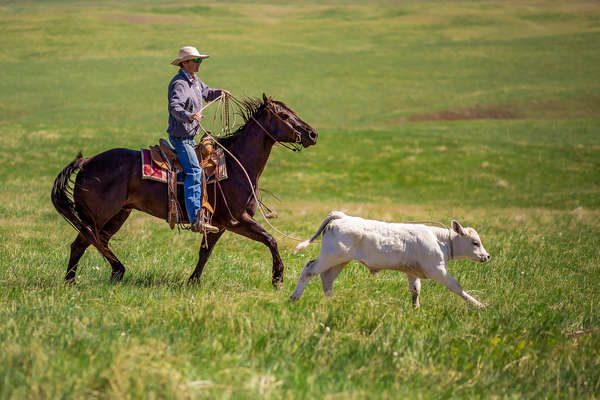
(170, 46, 210, 66)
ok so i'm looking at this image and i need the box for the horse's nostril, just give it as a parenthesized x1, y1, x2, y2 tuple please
(309, 131, 318, 141)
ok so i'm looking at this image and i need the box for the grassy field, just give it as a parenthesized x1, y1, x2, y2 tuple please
(1, 0, 599, 398)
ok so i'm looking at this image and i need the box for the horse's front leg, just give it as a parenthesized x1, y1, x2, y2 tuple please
(188, 229, 225, 284)
(227, 215, 284, 288)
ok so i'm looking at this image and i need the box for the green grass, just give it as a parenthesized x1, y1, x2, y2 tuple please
(1, 1, 599, 398)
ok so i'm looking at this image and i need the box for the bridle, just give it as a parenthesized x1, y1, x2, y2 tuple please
(228, 96, 304, 152)
(250, 113, 303, 152)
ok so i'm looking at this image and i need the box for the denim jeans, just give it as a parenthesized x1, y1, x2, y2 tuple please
(169, 136, 203, 224)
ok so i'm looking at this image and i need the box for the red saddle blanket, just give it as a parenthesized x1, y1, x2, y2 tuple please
(141, 148, 168, 183)
(140, 148, 226, 184)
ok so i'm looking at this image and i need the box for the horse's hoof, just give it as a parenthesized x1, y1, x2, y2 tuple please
(110, 271, 124, 282)
(272, 278, 283, 289)
(272, 271, 283, 288)
(288, 296, 299, 302)
(64, 278, 76, 285)
(187, 276, 200, 285)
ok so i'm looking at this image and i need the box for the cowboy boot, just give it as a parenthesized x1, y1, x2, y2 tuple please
(191, 210, 219, 233)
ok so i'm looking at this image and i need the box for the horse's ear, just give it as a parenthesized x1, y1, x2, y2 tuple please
(262, 93, 269, 103)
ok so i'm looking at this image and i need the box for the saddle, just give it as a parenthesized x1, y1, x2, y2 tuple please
(149, 136, 228, 229)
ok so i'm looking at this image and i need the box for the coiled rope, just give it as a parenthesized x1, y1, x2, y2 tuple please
(198, 94, 306, 241)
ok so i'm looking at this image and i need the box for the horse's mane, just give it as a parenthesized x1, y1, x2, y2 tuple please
(236, 97, 265, 124)
(215, 97, 266, 147)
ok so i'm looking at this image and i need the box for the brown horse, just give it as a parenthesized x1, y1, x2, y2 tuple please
(51, 95, 318, 286)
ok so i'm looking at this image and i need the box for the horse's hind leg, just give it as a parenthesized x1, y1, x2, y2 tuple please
(65, 233, 90, 283)
(100, 209, 132, 282)
(65, 209, 131, 282)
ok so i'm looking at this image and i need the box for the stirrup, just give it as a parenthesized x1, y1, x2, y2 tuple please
(191, 209, 219, 233)
(191, 221, 219, 233)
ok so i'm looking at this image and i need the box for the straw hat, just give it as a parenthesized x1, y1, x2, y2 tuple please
(170, 46, 210, 66)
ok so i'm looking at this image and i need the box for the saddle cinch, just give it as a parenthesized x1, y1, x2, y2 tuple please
(149, 137, 228, 229)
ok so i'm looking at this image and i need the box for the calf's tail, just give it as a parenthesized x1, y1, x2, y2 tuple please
(294, 211, 346, 253)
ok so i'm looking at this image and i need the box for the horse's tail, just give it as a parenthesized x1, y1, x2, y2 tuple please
(51, 153, 109, 258)
(294, 211, 347, 253)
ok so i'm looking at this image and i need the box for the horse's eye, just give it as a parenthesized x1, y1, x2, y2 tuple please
(280, 114, 288, 120)
(472, 241, 480, 247)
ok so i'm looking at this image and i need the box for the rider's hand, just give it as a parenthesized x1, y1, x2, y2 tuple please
(189, 112, 203, 123)
(222, 90, 231, 98)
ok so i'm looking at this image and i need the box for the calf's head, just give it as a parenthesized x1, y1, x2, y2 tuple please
(450, 220, 490, 262)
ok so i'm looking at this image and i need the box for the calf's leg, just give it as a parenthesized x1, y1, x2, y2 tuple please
(290, 259, 318, 300)
(407, 275, 421, 309)
(428, 264, 485, 309)
(320, 263, 346, 297)
(290, 257, 343, 300)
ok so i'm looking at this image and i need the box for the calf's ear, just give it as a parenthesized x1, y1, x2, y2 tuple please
(451, 220, 466, 236)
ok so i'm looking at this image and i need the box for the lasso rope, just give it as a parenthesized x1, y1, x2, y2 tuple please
(198, 94, 306, 242)
(197, 95, 455, 252)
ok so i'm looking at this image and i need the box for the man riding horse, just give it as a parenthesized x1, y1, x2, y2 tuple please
(167, 46, 231, 233)
(52, 49, 318, 285)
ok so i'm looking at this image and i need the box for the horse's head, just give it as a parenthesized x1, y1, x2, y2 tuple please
(262, 94, 318, 149)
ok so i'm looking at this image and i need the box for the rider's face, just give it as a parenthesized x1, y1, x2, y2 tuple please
(182, 59, 200, 74)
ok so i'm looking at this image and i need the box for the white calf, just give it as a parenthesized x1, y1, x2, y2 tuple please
(291, 211, 490, 308)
